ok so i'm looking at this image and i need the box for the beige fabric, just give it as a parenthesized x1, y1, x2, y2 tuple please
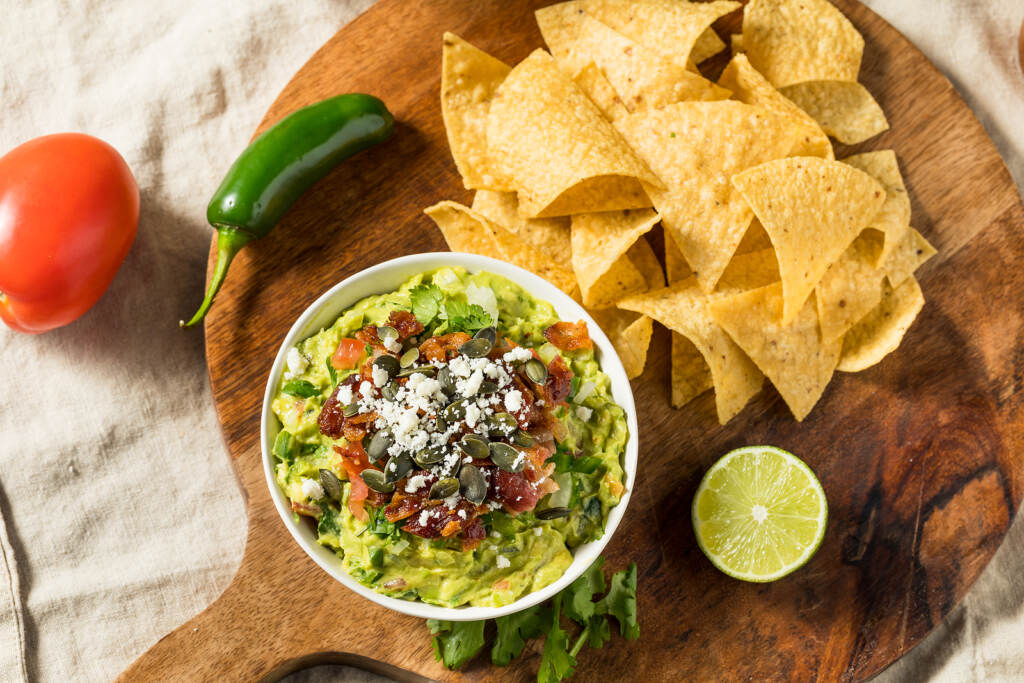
(0, 1, 1020, 682)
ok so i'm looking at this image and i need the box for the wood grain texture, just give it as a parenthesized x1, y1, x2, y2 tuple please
(118, 1, 1024, 681)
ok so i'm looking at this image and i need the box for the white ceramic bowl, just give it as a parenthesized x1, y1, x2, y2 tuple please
(261, 252, 639, 621)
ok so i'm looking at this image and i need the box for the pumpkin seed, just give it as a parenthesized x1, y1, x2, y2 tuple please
(381, 381, 399, 402)
(489, 442, 524, 472)
(413, 446, 445, 467)
(397, 365, 436, 378)
(361, 469, 395, 494)
(429, 477, 460, 500)
(438, 366, 455, 394)
(488, 412, 518, 434)
(459, 337, 492, 358)
(318, 469, 344, 501)
(377, 325, 398, 342)
(474, 327, 497, 345)
(524, 358, 547, 384)
(513, 430, 535, 448)
(343, 402, 360, 418)
(458, 434, 490, 459)
(443, 397, 468, 423)
(478, 380, 499, 394)
(435, 415, 448, 432)
(367, 429, 393, 462)
(536, 507, 569, 520)
(383, 453, 414, 484)
(373, 354, 400, 378)
(399, 347, 419, 368)
(459, 465, 487, 504)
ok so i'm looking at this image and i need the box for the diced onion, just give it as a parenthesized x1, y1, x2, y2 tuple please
(466, 282, 499, 324)
(573, 380, 595, 404)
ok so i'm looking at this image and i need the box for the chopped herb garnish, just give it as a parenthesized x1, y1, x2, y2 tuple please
(326, 357, 338, 386)
(369, 547, 384, 569)
(545, 450, 602, 475)
(443, 299, 493, 333)
(282, 379, 319, 398)
(299, 442, 319, 456)
(492, 605, 550, 666)
(428, 619, 486, 670)
(604, 563, 639, 640)
(272, 430, 293, 463)
(410, 283, 444, 325)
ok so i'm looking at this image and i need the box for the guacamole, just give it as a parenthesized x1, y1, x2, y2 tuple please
(271, 267, 628, 608)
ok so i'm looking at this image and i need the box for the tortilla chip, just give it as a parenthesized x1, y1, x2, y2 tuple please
(742, 0, 864, 88)
(692, 27, 727, 64)
(672, 333, 714, 407)
(838, 276, 925, 372)
(735, 218, 773, 255)
(589, 307, 653, 378)
(616, 101, 800, 291)
(840, 150, 910, 264)
(486, 49, 661, 218)
(717, 54, 833, 159)
(731, 156, 886, 324)
(573, 62, 629, 121)
(718, 247, 780, 290)
(424, 200, 504, 258)
(536, 1, 585, 64)
(471, 190, 571, 246)
(883, 228, 937, 286)
(730, 33, 744, 54)
(571, 209, 660, 308)
(440, 33, 514, 190)
(626, 234, 665, 290)
(664, 229, 691, 284)
(815, 233, 885, 341)
(711, 283, 841, 421)
(780, 80, 888, 145)
(582, 0, 741, 70)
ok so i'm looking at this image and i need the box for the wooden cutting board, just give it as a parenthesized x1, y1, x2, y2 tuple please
(119, 1, 1024, 680)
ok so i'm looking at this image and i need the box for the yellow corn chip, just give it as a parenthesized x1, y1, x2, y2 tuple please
(672, 333, 714, 407)
(735, 218, 773, 255)
(486, 49, 661, 218)
(731, 156, 886, 324)
(571, 209, 660, 308)
(742, 0, 864, 87)
(717, 54, 833, 159)
(883, 228, 937, 286)
(424, 200, 504, 258)
(692, 27, 728, 64)
(840, 150, 910, 264)
(718, 247, 780, 289)
(626, 234, 666, 290)
(441, 33, 514, 190)
(573, 63, 629, 121)
(664, 229, 691, 284)
(617, 101, 800, 291)
(815, 233, 885, 341)
(582, 0, 741, 70)
(589, 307, 653, 379)
(838, 276, 925, 372)
(711, 283, 841, 421)
(471, 191, 571, 247)
(780, 80, 888, 145)
(536, 2, 586, 64)
(730, 33, 744, 54)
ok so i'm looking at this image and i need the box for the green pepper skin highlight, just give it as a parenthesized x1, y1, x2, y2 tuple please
(182, 93, 394, 328)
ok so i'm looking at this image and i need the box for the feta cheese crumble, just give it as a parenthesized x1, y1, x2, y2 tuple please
(300, 477, 324, 500)
(504, 389, 523, 413)
(284, 347, 309, 380)
(502, 347, 534, 363)
(495, 555, 511, 569)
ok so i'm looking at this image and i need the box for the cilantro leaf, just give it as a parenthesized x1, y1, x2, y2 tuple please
(410, 284, 444, 325)
(326, 357, 338, 386)
(272, 430, 293, 464)
(562, 557, 606, 625)
(492, 605, 549, 666)
(538, 596, 576, 683)
(427, 619, 486, 670)
(604, 563, 639, 640)
(443, 299, 493, 333)
(316, 505, 341, 537)
(584, 613, 611, 650)
(545, 449, 603, 475)
(282, 379, 319, 398)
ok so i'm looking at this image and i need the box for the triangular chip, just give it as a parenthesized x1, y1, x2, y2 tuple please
(838, 276, 924, 372)
(626, 234, 665, 290)
(425, 201, 505, 258)
(815, 232, 885, 341)
(779, 80, 888, 145)
(711, 283, 841, 421)
(582, 0, 741, 70)
(717, 54, 833, 159)
(589, 308, 653, 379)
(735, 218, 773, 255)
(692, 27, 728, 64)
(882, 228, 936, 286)
(731, 156, 886, 324)
(617, 101, 800, 291)
(671, 333, 714, 407)
(840, 150, 910, 264)
(441, 33, 513, 190)
(536, 2, 586, 64)
(664, 229, 691, 284)
(486, 49, 661, 217)
(571, 209, 660, 308)
(472, 190, 570, 244)
(730, 33, 744, 54)
(574, 63, 628, 121)
(742, 0, 864, 87)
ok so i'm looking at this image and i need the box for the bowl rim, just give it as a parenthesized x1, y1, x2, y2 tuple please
(260, 252, 639, 621)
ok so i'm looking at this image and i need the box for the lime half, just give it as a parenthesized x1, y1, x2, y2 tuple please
(692, 445, 828, 582)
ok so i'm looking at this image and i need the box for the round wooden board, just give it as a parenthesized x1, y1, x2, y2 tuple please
(119, 1, 1024, 681)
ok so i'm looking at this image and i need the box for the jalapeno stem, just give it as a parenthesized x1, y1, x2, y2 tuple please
(180, 227, 254, 328)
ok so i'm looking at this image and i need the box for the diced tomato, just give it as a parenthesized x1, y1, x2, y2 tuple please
(334, 443, 374, 522)
(543, 321, 593, 351)
(331, 338, 365, 370)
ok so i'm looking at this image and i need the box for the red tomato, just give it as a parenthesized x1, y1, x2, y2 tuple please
(331, 337, 365, 370)
(0, 133, 139, 333)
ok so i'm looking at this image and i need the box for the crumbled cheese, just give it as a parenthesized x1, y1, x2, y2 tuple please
(359, 381, 375, 399)
(418, 510, 431, 526)
(503, 347, 533, 363)
(464, 403, 481, 428)
(405, 474, 428, 493)
(575, 406, 593, 422)
(415, 377, 442, 399)
(371, 364, 389, 387)
(284, 347, 309, 380)
(458, 509, 467, 519)
(504, 389, 523, 413)
(495, 555, 511, 569)
(459, 369, 484, 397)
(383, 337, 401, 353)
(300, 477, 324, 500)
(534, 527, 543, 536)
(337, 385, 354, 405)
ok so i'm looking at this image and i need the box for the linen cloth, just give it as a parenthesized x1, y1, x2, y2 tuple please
(0, 1, 1020, 682)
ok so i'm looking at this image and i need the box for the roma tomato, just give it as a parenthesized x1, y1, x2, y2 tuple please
(331, 337, 365, 370)
(0, 133, 139, 333)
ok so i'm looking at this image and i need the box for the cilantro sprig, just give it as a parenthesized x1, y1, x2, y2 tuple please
(427, 558, 639, 681)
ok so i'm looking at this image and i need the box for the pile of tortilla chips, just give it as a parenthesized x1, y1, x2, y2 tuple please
(425, 0, 936, 423)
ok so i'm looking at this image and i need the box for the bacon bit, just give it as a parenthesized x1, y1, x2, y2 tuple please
(461, 517, 486, 551)
(382, 578, 408, 591)
(340, 410, 377, 443)
(509, 375, 538, 428)
(387, 310, 424, 340)
(544, 354, 573, 404)
(487, 466, 540, 513)
(291, 500, 321, 518)
(543, 321, 593, 351)
(402, 498, 480, 539)
(355, 326, 381, 346)
(419, 332, 472, 362)
(318, 376, 361, 438)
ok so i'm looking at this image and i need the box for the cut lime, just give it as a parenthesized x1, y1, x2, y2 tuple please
(692, 445, 828, 582)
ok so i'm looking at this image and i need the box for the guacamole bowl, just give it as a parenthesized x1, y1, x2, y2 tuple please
(260, 252, 638, 621)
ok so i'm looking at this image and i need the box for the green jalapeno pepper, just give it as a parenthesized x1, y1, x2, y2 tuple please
(182, 93, 394, 327)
